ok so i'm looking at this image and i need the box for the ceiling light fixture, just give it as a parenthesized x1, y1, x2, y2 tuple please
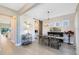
(47, 9, 53, 20)
(47, 10, 52, 20)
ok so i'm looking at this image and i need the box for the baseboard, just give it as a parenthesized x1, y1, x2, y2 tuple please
(15, 43, 21, 46)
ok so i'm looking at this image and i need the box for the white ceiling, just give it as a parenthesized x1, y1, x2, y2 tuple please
(0, 3, 78, 20)
(25, 3, 78, 20)
(0, 3, 25, 11)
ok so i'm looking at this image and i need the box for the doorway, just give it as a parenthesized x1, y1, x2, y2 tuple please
(0, 15, 11, 40)
(0, 15, 17, 46)
(34, 19, 43, 40)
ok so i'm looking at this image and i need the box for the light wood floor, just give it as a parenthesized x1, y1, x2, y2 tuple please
(0, 35, 76, 55)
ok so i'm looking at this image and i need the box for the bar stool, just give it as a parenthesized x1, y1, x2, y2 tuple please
(43, 36, 49, 46)
(50, 37, 60, 49)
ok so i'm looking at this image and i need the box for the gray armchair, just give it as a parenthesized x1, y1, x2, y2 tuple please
(21, 33, 32, 45)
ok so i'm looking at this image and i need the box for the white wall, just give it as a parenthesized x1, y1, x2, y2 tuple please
(20, 14, 35, 43)
(0, 15, 11, 24)
(75, 4, 79, 55)
(43, 13, 75, 35)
